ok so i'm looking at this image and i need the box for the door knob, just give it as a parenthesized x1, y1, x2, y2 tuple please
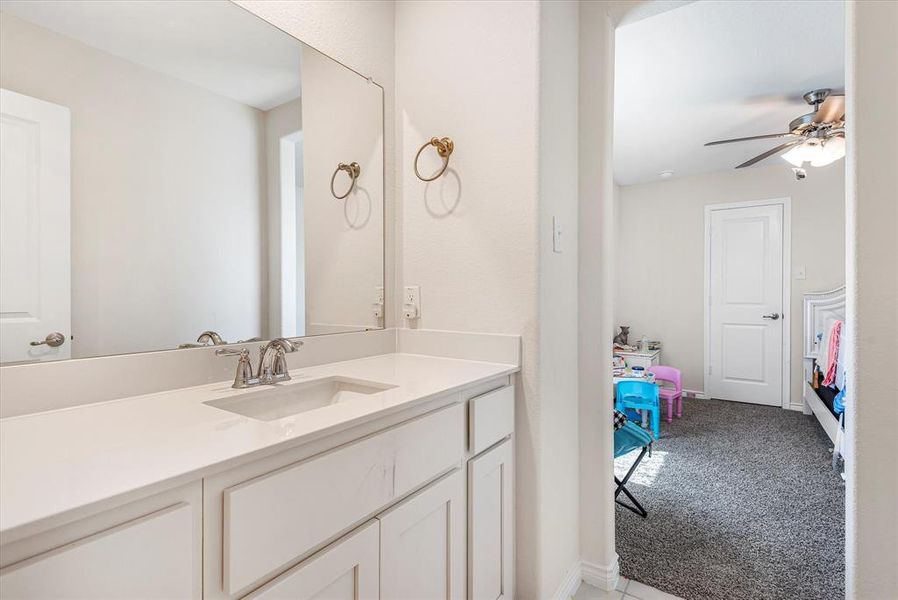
(762, 313, 780, 321)
(30, 332, 66, 347)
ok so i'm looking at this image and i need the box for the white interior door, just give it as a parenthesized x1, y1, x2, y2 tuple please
(706, 202, 786, 406)
(0, 88, 70, 363)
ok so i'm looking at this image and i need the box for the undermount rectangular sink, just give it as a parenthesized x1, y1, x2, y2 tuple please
(204, 377, 396, 421)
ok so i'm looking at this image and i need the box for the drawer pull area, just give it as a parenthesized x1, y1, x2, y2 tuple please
(469, 385, 514, 455)
(223, 403, 464, 595)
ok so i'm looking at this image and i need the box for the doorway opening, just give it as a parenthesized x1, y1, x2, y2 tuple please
(607, 2, 847, 599)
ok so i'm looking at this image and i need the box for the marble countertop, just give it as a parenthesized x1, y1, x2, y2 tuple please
(0, 353, 518, 538)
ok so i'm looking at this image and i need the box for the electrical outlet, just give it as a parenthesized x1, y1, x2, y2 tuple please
(404, 286, 420, 320)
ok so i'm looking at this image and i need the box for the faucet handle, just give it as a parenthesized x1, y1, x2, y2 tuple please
(272, 347, 291, 382)
(217, 348, 260, 389)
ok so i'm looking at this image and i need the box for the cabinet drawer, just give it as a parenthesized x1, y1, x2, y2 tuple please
(469, 385, 514, 455)
(224, 403, 464, 595)
(0, 503, 196, 599)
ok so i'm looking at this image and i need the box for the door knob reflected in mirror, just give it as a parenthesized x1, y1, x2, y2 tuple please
(762, 313, 780, 321)
(30, 332, 66, 347)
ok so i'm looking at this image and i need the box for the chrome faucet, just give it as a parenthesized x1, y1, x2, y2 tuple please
(257, 338, 300, 384)
(216, 338, 303, 389)
(197, 330, 226, 345)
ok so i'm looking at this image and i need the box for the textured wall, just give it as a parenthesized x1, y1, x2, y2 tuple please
(578, 1, 620, 584)
(394, 2, 543, 594)
(538, 0, 582, 593)
(844, 1, 898, 597)
(396, 1, 583, 596)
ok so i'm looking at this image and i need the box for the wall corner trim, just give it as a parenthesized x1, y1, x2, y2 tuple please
(581, 556, 621, 592)
(552, 560, 583, 600)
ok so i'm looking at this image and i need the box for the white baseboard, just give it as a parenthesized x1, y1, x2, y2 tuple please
(787, 402, 806, 412)
(552, 561, 582, 600)
(581, 556, 620, 592)
(684, 388, 708, 400)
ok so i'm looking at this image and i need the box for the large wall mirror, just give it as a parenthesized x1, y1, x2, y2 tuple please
(0, 0, 385, 365)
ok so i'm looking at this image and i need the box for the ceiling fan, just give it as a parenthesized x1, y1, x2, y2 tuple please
(705, 88, 846, 179)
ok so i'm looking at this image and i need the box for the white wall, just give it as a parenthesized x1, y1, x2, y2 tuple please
(844, 1, 898, 597)
(301, 45, 384, 335)
(395, 1, 582, 596)
(615, 163, 846, 403)
(578, 1, 619, 586)
(538, 1, 582, 592)
(394, 2, 541, 594)
(0, 13, 266, 357)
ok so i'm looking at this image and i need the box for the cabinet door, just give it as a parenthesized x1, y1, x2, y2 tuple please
(468, 439, 514, 600)
(245, 521, 378, 600)
(379, 469, 465, 600)
(0, 503, 196, 599)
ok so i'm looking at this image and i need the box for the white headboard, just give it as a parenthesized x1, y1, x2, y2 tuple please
(803, 285, 846, 381)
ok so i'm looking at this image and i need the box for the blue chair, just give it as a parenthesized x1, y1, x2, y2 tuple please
(614, 419, 653, 517)
(615, 380, 661, 439)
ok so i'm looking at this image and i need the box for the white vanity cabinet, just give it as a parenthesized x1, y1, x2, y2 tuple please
(204, 402, 466, 599)
(466, 385, 515, 600)
(0, 483, 202, 599)
(0, 376, 516, 600)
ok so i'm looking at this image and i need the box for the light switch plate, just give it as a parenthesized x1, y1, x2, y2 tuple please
(553, 217, 563, 253)
(795, 266, 806, 280)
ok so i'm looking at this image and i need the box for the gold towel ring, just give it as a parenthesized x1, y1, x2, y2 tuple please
(414, 137, 454, 182)
(330, 162, 361, 199)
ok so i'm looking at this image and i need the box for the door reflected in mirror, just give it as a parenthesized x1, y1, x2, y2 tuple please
(0, 0, 384, 365)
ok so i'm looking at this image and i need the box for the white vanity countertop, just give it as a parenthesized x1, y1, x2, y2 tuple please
(0, 353, 518, 537)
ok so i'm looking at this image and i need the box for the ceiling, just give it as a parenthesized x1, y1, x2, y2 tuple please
(0, 0, 302, 111)
(613, 0, 845, 186)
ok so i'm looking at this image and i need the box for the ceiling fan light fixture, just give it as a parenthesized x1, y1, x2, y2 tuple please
(810, 135, 846, 167)
(781, 145, 807, 167)
(781, 139, 825, 168)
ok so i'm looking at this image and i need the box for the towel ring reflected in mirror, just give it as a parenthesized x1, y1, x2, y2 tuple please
(330, 162, 361, 199)
(414, 137, 454, 182)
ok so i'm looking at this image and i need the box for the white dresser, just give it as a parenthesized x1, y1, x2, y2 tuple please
(616, 349, 662, 369)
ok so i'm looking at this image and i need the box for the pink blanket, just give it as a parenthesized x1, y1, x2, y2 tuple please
(822, 320, 843, 387)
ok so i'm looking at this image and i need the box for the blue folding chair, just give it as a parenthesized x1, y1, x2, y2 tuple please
(616, 380, 661, 439)
(614, 419, 653, 518)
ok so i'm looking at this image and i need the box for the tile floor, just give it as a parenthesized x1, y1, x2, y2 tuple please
(573, 577, 684, 600)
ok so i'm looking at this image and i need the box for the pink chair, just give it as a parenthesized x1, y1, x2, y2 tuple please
(648, 366, 683, 423)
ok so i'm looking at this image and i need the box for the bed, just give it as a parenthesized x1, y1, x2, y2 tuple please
(802, 285, 845, 445)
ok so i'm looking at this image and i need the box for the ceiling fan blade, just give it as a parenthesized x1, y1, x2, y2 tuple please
(704, 133, 796, 146)
(735, 140, 804, 169)
(814, 94, 845, 123)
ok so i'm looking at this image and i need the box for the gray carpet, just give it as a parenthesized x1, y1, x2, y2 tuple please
(614, 398, 845, 600)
